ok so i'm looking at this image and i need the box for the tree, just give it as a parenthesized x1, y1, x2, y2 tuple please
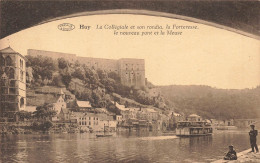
(58, 58, 68, 69)
(91, 91, 102, 107)
(52, 76, 64, 87)
(26, 55, 57, 82)
(41, 120, 53, 131)
(97, 69, 107, 80)
(33, 104, 57, 120)
(16, 111, 32, 121)
(72, 68, 85, 80)
(108, 72, 121, 83)
(31, 120, 53, 131)
(61, 72, 72, 87)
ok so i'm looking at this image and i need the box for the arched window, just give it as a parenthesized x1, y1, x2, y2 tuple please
(20, 97, 25, 108)
(5, 56, 12, 66)
(9, 68, 15, 79)
(0, 56, 5, 66)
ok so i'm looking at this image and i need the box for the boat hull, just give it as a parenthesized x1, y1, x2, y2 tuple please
(176, 133, 212, 137)
(96, 134, 113, 137)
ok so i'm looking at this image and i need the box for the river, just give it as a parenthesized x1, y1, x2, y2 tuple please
(0, 130, 251, 163)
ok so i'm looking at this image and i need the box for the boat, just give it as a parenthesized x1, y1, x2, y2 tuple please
(96, 134, 113, 137)
(162, 131, 176, 135)
(176, 121, 213, 137)
(214, 126, 237, 130)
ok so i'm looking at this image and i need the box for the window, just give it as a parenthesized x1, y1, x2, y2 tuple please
(20, 60, 22, 68)
(20, 70, 23, 81)
(6, 68, 15, 79)
(6, 56, 12, 66)
(1, 88, 8, 94)
(9, 88, 17, 94)
(10, 80, 16, 87)
(0, 56, 5, 66)
(20, 97, 25, 108)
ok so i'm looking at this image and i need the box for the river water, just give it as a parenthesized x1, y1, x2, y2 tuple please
(0, 130, 252, 163)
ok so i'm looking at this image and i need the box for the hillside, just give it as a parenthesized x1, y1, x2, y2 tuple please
(25, 55, 260, 120)
(158, 85, 260, 120)
(25, 55, 167, 112)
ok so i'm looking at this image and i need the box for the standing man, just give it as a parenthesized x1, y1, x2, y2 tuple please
(249, 124, 259, 153)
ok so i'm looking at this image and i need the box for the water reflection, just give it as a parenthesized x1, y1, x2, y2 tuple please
(0, 130, 251, 163)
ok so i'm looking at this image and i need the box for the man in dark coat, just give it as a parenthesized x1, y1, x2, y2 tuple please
(224, 145, 237, 160)
(249, 124, 259, 153)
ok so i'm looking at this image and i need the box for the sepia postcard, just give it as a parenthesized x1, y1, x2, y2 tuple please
(0, 0, 260, 162)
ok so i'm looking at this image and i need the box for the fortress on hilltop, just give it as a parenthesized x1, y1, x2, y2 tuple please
(27, 49, 146, 88)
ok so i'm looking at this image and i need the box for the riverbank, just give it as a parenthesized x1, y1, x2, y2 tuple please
(212, 149, 260, 163)
(231, 149, 260, 163)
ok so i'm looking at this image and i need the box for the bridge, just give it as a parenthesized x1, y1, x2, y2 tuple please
(0, 1, 259, 39)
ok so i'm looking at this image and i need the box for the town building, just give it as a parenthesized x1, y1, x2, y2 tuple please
(47, 95, 67, 114)
(27, 49, 146, 88)
(69, 112, 116, 132)
(59, 108, 71, 121)
(187, 114, 202, 122)
(234, 119, 258, 128)
(0, 47, 27, 120)
(136, 108, 159, 122)
(115, 102, 138, 121)
(168, 112, 184, 122)
(76, 100, 92, 110)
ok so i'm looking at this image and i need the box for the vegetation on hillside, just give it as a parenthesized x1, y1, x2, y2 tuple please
(26, 55, 259, 120)
(159, 85, 260, 120)
(26, 55, 167, 111)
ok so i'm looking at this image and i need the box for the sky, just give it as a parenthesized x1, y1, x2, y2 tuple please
(0, 14, 259, 89)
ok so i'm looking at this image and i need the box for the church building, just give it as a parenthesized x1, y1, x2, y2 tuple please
(0, 47, 27, 121)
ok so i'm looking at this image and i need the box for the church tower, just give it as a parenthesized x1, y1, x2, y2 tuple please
(0, 47, 27, 120)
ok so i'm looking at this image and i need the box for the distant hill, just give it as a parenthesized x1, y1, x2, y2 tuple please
(158, 85, 260, 120)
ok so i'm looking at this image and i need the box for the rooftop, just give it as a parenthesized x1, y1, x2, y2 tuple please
(77, 100, 91, 108)
(189, 114, 200, 117)
(0, 47, 27, 60)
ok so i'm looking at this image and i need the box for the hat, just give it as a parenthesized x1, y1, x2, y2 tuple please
(250, 124, 255, 127)
(229, 145, 234, 148)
